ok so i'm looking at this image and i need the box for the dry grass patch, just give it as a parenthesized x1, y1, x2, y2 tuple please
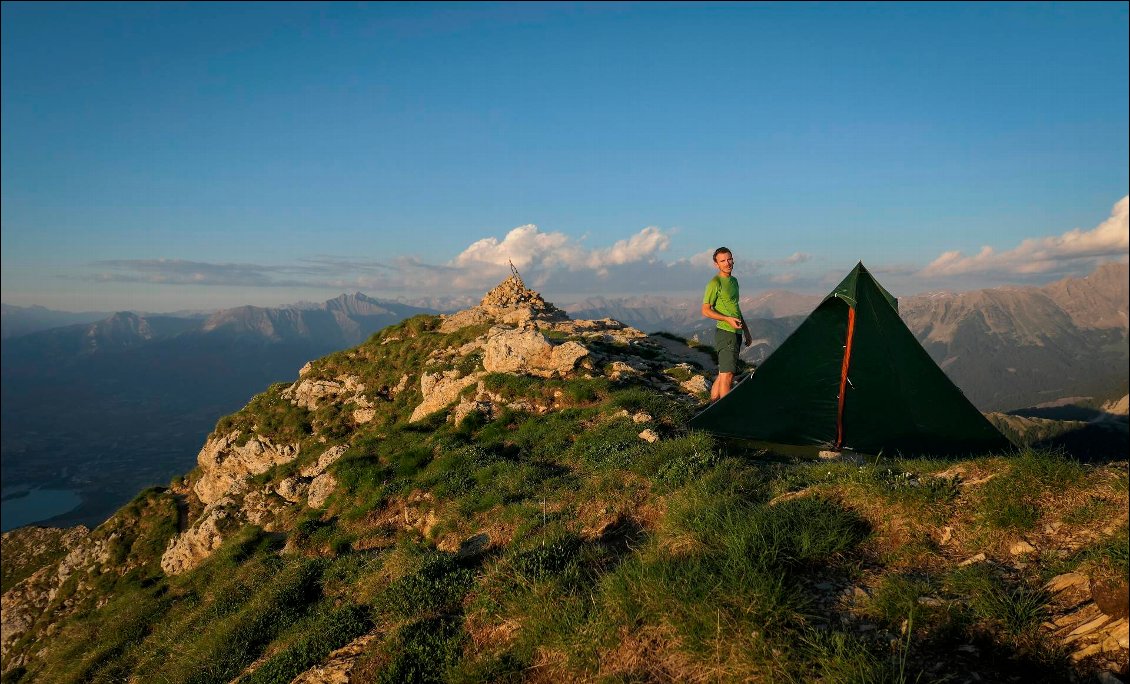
(596, 624, 723, 683)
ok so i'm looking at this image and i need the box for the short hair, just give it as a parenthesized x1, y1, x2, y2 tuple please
(712, 247, 732, 262)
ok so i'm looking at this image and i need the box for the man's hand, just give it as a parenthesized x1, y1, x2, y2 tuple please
(727, 316, 743, 330)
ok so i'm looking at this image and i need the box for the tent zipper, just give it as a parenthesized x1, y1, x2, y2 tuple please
(835, 306, 857, 449)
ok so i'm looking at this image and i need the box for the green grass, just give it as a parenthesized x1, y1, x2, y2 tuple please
(867, 574, 930, 627)
(377, 552, 477, 619)
(1046, 521, 1130, 582)
(944, 564, 1051, 638)
(1062, 495, 1116, 525)
(368, 615, 466, 684)
(796, 628, 916, 684)
(214, 383, 313, 444)
(975, 448, 1089, 531)
(242, 603, 372, 684)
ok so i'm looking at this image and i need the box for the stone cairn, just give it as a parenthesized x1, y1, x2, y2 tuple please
(479, 261, 567, 319)
(441, 261, 568, 331)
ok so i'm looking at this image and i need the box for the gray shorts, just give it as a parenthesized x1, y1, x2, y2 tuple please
(715, 327, 741, 374)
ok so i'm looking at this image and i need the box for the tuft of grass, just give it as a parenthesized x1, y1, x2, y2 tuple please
(944, 565, 1051, 638)
(594, 489, 870, 670)
(1062, 495, 1115, 525)
(867, 574, 930, 627)
(214, 383, 313, 444)
(663, 365, 694, 381)
(511, 536, 582, 582)
(1051, 521, 1130, 583)
(643, 432, 722, 489)
(796, 628, 915, 684)
(570, 421, 642, 469)
(562, 377, 610, 403)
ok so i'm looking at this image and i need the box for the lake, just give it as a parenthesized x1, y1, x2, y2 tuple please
(1, 488, 83, 532)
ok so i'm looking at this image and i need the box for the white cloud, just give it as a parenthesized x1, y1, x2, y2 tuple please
(447, 224, 674, 289)
(452, 224, 670, 271)
(784, 252, 811, 265)
(920, 196, 1129, 277)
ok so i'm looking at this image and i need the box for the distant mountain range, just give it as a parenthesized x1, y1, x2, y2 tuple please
(900, 262, 1128, 412)
(1, 294, 434, 529)
(0, 304, 112, 340)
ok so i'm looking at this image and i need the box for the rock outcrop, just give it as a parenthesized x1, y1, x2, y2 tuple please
(160, 497, 239, 575)
(193, 432, 301, 505)
(282, 374, 372, 412)
(1, 526, 90, 659)
(410, 370, 488, 422)
(162, 443, 351, 574)
(481, 326, 589, 376)
(408, 276, 710, 423)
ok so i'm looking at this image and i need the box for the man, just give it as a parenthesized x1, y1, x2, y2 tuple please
(701, 247, 752, 401)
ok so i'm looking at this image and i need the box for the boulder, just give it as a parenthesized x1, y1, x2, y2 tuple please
(301, 444, 349, 478)
(193, 432, 301, 505)
(242, 488, 285, 529)
(482, 327, 589, 377)
(161, 498, 240, 575)
(282, 374, 369, 411)
(307, 473, 338, 509)
(680, 375, 711, 395)
(1092, 577, 1130, 619)
(276, 476, 309, 504)
(410, 370, 485, 422)
(289, 633, 380, 683)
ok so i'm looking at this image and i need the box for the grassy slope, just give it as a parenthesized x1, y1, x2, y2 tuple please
(2, 315, 1127, 683)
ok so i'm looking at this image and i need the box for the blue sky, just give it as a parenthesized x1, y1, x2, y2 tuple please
(2, 2, 1127, 312)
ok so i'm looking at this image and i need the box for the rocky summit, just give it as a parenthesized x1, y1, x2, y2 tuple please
(1, 276, 1127, 684)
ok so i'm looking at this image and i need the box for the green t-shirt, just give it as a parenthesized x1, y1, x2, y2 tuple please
(703, 275, 743, 332)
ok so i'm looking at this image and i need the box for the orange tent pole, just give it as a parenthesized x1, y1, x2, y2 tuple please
(835, 306, 856, 449)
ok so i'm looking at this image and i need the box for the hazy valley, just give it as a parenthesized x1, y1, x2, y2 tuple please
(0, 294, 434, 530)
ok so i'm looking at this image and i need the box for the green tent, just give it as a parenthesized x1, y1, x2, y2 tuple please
(689, 262, 1012, 456)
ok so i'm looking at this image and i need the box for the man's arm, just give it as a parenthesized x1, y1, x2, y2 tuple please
(701, 301, 743, 331)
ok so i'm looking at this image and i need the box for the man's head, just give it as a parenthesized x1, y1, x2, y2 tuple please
(713, 247, 734, 276)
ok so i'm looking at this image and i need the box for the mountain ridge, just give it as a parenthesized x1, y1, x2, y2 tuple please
(1, 273, 1125, 683)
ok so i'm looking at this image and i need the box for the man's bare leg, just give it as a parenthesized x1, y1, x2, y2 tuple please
(711, 371, 734, 402)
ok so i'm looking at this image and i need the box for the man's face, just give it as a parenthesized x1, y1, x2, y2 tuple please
(714, 252, 734, 276)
